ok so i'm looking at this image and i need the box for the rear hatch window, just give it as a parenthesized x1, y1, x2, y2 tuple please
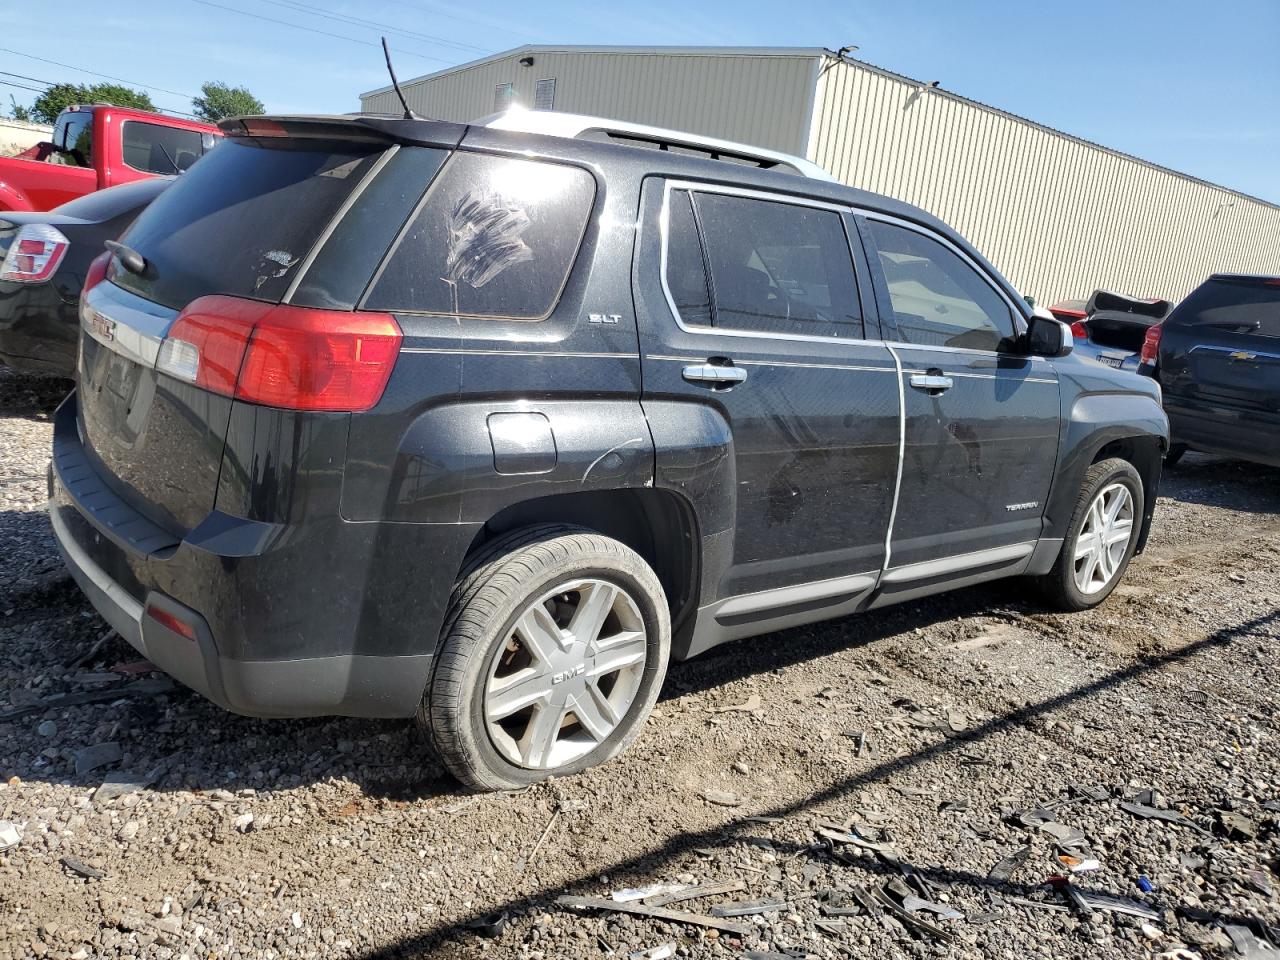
(1172, 276, 1280, 338)
(112, 137, 382, 309)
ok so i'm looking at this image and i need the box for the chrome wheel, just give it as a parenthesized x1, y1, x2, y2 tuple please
(484, 578, 648, 770)
(1073, 482, 1135, 595)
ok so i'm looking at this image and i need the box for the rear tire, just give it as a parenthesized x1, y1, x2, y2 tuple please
(1034, 458, 1144, 612)
(421, 525, 671, 791)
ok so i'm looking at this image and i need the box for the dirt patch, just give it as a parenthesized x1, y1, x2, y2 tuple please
(1, 366, 1278, 960)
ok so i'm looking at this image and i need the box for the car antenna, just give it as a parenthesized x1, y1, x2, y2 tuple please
(381, 37, 420, 120)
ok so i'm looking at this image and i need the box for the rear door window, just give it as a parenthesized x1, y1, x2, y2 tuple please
(1174, 278, 1280, 338)
(865, 219, 1015, 352)
(52, 112, 93, 167)
(364, 152, 595, 320)
(664, 188, 863, 338)
(121, 121, 209, 175)
(113, 137, 383, 309)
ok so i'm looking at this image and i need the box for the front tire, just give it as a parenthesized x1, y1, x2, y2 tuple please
(1034, 457, 1144, 612)
(422, 525, 671, 791)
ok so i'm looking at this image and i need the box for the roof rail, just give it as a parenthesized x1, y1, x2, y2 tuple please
(475, 109, 835, 182)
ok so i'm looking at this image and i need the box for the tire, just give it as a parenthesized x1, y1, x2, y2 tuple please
(1164, 443, 1187, 467)
(1034, 457, 1145, 612)
(421, 524, 671, 791)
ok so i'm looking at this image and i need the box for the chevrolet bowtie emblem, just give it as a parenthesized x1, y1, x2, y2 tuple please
(1229, 351, 1257, 361)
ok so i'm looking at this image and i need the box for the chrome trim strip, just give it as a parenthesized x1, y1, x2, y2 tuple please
(880, 541, 1037, 584)
(1188, 344, 1280, 361)
(400, 347, 633, 359)
(881, 344, 907, 577)
(284, 144, 400, 304)
(711, 570, 879, 621)
(901, 368, 1057, 384)
(80, 282, 177, 368)
(646, 354, 896, 374)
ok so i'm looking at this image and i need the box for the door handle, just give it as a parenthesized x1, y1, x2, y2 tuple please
(909, 373, 954, 393)
(682, 363, 748, 386)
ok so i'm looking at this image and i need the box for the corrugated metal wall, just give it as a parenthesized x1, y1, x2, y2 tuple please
(361, 49, 817, 154)
(810, 59, 1280, 305)
(363, 48, 1280, 306)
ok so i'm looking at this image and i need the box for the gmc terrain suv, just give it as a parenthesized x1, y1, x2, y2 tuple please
(50, 111, 1168, 790)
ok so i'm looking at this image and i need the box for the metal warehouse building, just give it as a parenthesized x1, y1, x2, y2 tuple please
(361, 45, 1280, 306)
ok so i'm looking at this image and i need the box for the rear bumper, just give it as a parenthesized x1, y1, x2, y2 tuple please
(49, 395, 476, 718)
(1165, 395, 1280, 468)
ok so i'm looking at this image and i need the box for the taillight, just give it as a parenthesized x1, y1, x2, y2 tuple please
(1069, 320, 1089, 341)
(1139, 323, 1163, 366)
(155, 295, 402, 412)
(83, 250, 112, 295)
(1, 224, 69, 283)
(145, 602, 197, 642)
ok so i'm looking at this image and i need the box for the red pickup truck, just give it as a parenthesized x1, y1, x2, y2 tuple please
(0, 105, 220, 212)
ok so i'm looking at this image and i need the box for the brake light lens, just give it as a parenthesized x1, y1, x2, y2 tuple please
(1140, 323, 1163, 366)
(1069, 320, 1089, 341)
(1, 224, 69, 283)
(155, 295, 402, 412)
(83, 250, 112, 295)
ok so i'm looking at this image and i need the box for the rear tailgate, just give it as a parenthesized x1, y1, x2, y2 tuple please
(76, 133, 388, 535)
(1161, 276, 1280, 412)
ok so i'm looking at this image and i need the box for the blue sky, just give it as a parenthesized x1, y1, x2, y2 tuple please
(4, 0, 1277, 202)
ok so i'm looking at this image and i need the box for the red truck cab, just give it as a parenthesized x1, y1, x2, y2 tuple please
(0, 105, 220, 212)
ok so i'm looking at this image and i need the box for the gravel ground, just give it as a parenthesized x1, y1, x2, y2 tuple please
(1, 364, 1278, 960)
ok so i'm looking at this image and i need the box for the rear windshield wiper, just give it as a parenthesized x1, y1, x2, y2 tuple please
(104, 240, 149, 277)
(156, 141, 181, 175)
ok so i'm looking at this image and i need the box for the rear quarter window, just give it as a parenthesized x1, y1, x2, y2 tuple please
(363, 152, 596, 320)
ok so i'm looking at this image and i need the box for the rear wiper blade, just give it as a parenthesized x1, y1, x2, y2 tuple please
(104, 240, 148, 277)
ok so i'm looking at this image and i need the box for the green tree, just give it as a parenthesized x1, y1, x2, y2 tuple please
(192, 82, 265, 122)
(8, 96, 32, 122)
(29, 82, 155, 124)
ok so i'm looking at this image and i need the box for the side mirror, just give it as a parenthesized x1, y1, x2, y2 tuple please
(1027, 311, 1073, 358)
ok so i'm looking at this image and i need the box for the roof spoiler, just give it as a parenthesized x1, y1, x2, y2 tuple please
(217, 114, 468, 150)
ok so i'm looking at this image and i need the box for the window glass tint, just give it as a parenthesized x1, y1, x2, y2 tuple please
(866, 219, 1014, 351)
(664, 190, 712, 326)
(53, 112, 92, 167)
(114, 138, 382, 309)
(365, 152, 595, 320)
(122, 121, 207, 174)
(1175, 278, 1280, 339)
(691, 192, 861, 337)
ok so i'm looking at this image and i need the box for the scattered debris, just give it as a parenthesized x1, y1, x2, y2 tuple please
(709, 898, 789, 918)
(987, 846, 1031, 883)
(59, 856, 104, 880)
(1119, 800, 1210, 834)
(612, 884, 688, 904)
(0, 678, 173, 721)
(36, 720, 57, 737)
(520, 806, 561, 872)
(627, 945, 674, 960)
(74, 742, 122, 776)
(1244, 869, 1273, 896)
(708, 695, 762, 714)
(1216, 809, 1259, 841)
(0, 822, 22, 851)
(93, 764, 164, 803)
(64, 628, 118, 669)
(643, 879, 746, 907)
(555, 895, 751, 936)
(938, 798, 970, 813)
(464, 911, 508, 938)
(1069, 889, 1160, 921)
(233, 813, 255, 833)
(1137, 875, 1155, 893)
(700, 790, 744, 807)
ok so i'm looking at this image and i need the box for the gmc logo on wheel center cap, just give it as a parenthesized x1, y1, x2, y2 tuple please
(552, 664, 586, 684)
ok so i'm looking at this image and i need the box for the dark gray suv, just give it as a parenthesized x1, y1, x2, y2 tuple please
(49, 111, 1168, 790)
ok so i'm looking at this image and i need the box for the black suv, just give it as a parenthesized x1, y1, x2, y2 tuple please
(1138, 273, 1280, 468)
(50, 112, 1168, 789)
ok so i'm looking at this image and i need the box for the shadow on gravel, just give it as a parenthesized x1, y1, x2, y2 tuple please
(0, 368, 72, 422)
(1160, 453, 1280, 515)
(348, 608, 1280, 959)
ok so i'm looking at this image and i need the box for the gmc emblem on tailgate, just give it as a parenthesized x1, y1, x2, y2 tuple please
(87, 310, 116, 342)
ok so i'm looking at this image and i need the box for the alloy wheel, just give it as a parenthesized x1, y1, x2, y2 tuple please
(483, 578, 648, 770)
(1073, 482, 1135, 595)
